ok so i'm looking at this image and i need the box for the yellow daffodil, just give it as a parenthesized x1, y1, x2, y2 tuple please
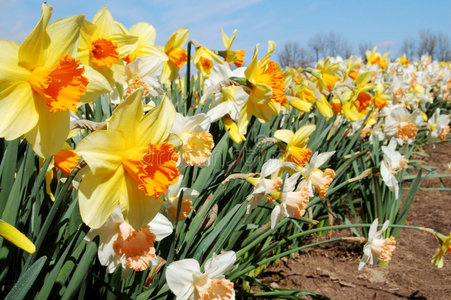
(223, 116, 246, 144)
(193, 46, 223, 78)
(431, 232, 451, 268)
(160, 28, 189, 83)
(274, 124, 316, 167)
(0, 4, 98, 158)
(342, 72, 375, 121)
(123, 22, 167, 64)
(238, 41, 286, 134)
(366, 46, 389, 68)
(76, 90, 178, 229)
(219, 29, 245, 67)
(77, 7, 138, 87)
(0, 219, 35, 253)
(314, 57, 341, 92)
(396, 53, 410, 66)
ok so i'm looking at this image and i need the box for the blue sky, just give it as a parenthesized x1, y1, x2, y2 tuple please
(1, 0, 450, 60)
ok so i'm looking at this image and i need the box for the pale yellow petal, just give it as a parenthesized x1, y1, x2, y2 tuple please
(274, 129, 294, 144)
(46, 14, 85, 66)
(0, 220, 35, 253)
(245, 44, 259, 83)
(129, 22, 156, 45)
(259, 40, 276, 68)
(249, 83, 272, 105)
(0, 83, 38, 140)
(238, 103, 252, 135)
(80, 65, 113, 103)
(108, 89, 143, 144)
(19, 3, 52, 70)
(110, 34, 138, 58)
(291, 124, 316, 147)
(0, 40, 20, 62)
(92, 6, 120, 36)
(78, 167, 124, 229)
(221, 28, 230, 49)
(164, 28, 189, 52)
(137, 94, 176, 146)
(289, 99, 312, 112)
(120, 174, 163, 229)
(25, 98, 70, 158)
(76, 129, 124, 176)
(316, 95, 334, 119)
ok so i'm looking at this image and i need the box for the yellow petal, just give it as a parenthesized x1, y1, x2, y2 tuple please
(120, 173, 163, 229)
(274, 129, 294, 144)
(291, 124, 316, 147)
(19, 3, 52, 70)
(78, 167, 124, 229)
(108, 89, 144, 143)
(342, 101, 359, 122)
(25, 98, 70, 158)
(245, 44, 259, 83)
(238, 103, 252, 135)
(129, 22, 156, 45)
(0, 220, 35, 253)
(259, 40, 276, 68)
(221, 28, 231, 49)
(164, 28, 189, 52)
(289, 99, 312, 112)
(110, 34, 139, 58)
(80, 65, 113, 103)
(137, 94, 176, 146)
(249, 83, 272, 105)
(0, 40, 20, 62)
(316, 95, 334, 119)
(76, 129, 124, 176)
(0, 83, 38, 140)
(92, 6, 121, 36)
(46, 14, 85, 66)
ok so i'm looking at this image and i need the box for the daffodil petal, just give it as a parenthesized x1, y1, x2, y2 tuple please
(25, 98, 70, 158)
(92, 6, 120, 36)
(274, 129, 294, 144)
(164, 28, 189, 52)
(0, 219, 35, 253)
(19, 3, 52, 70)
(0, 83, 38, 140)
(46, 14, 84, 66)
(292, 124, 316, 147)
(121, 174, 163, 230)
(137, 94, 176, 146)
(108, 90, 143, 143)
(76, 129, 124, 176)
(78, 167, 124, 229)
(80, 65, 113, 103)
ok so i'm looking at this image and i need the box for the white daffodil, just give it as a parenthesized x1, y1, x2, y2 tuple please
(171, 113, 214, 169)
(300, 151, 336, 198)
(111, 55, 164, 104)
(246, 159, 297, 214)
(163, 175, 198, 222)
(358, 219, 396, 270)
(428, 108, 450, 140)
(380, 138, 408, 199)
(85, 207, 173, 278)
(384, 106, 421, 144)
(270, 172, 310, 230)
(166, 251, 236, 300)
(201, 64, 248, 122)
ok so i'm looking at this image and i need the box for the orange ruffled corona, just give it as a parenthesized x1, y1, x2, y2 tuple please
(354, 92, 372, 112)
(194, 277, 235, 300)
(167, 48, 187, 69)
(122, 142, 179, 198)
(112, 222, 156, 271)
(29, 55, 88, 112)
(90, 38, 119, 68)
(257, 60, 287, 106)
(397, 123, 418, 141)
(54, 149, 80, 176)
(288, 146, 312, 167)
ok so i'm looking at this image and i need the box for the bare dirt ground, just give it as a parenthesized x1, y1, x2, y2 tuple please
(257, 141, 451, 299)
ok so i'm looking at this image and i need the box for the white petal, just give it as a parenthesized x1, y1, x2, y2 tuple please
(204, 251, 236, 278)
(271, 205, 282, 230)
(166, 259, 199, 299)
(149, 213, 173, 241)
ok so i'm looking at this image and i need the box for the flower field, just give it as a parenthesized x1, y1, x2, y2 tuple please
(0, 4, 450, 299)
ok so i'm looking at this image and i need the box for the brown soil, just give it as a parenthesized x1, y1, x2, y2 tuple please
(257, 141, 451, 300)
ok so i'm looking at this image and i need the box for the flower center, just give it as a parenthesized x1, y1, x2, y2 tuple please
(29, 55, 88, 112)
(371, 236, 396, 263)
(221, 86, 236, 102)
(167, 48, 187, 69)
(90, 38, 119, 68)
(310, 168, 335, 198)
(439, 125, 450, 141)
(168, 196, 193, 221)
(126, 77, 150, 97)
(355, 92, 372, 112)
(397, 123, 418, 140)
(194, 276, 235, 300)
(122, 142, 179, 198)
(199, 56, 213, 73)
(181, 131, 215, 166)
(285, 185, 310, 218)
(112, 222, 156, 271)
(256, 60, 286, 106)
(322, 73, 339, 91)
(288, 146, 312, 167)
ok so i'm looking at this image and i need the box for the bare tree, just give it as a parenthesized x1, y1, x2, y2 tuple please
(436, 33, 451, 61)
(308, 32, 353, 60)
(278, 41, 312, 68)
(417, 29, 437, 59)
(400, 38, 416, 59)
